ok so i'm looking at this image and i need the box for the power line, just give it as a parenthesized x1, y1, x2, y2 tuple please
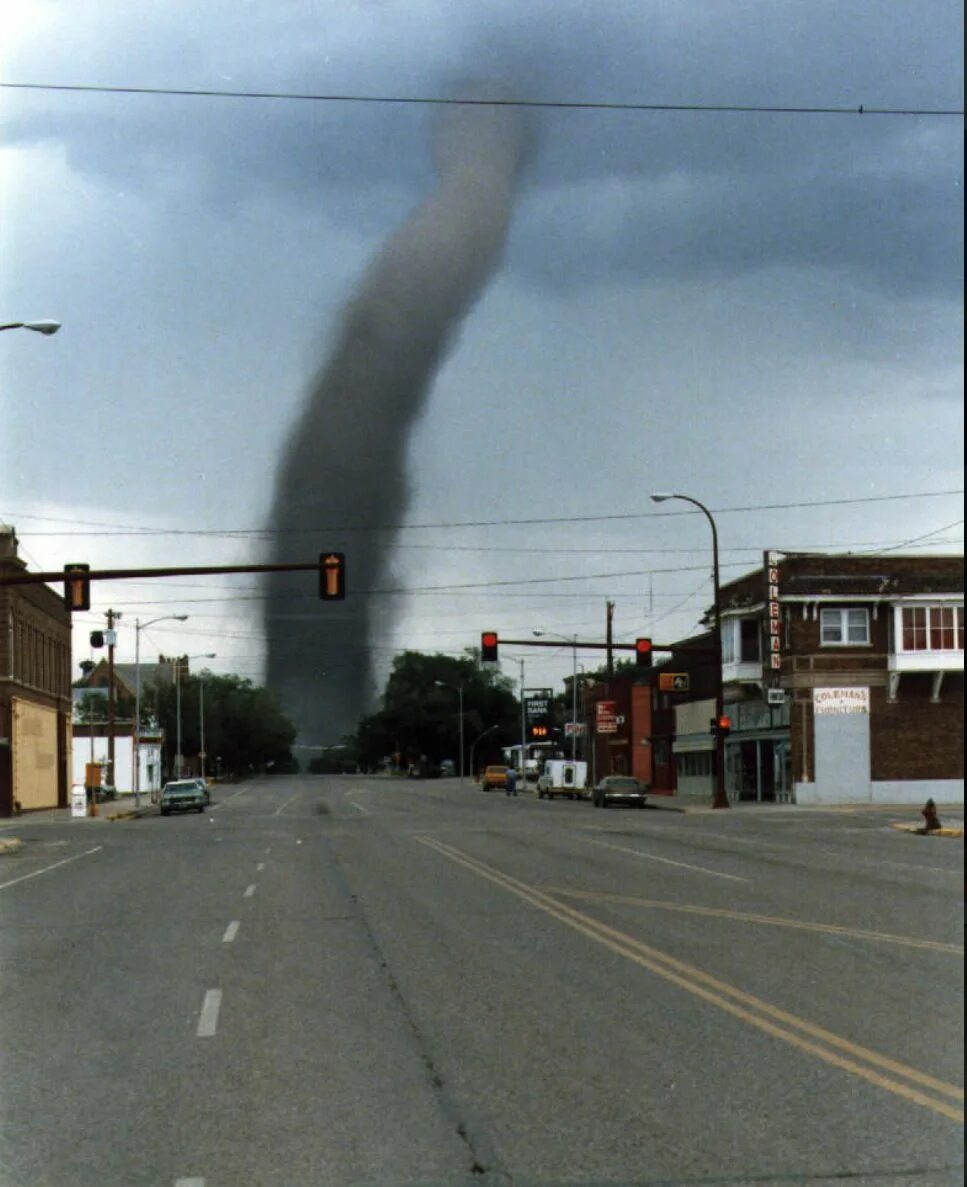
(3, 488, 962, 538)
(2, 81, 960, 118)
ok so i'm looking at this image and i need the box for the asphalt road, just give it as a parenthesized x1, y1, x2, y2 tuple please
(0, 777, 963, 1187)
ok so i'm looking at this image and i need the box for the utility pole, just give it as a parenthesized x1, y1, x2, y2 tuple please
(519, 657, 526, 786)
(106, 609, 120, 790)
(606, 601, 615, 675)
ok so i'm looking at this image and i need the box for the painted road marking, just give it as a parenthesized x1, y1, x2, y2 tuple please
(243, 884, 256, 898)
(256, 862, 265, 871)
(581, 836, 749, 883)
(542, 888, 964, 956)
(416, 836, 964, 1124)
(174, 1178, 205, 1186)
(272, 793, 299, 817)
(222, 921, 240, 943)
(0, 846, 103, 892)
(196, 990, 222, 1038)
(349, 801, 371, 815)
(209, 785, 249, 810)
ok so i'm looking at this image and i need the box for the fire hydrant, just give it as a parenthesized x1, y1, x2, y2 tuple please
(920, 798, 941, 832)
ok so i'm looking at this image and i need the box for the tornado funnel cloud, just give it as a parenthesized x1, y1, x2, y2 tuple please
(265, 99, 531, 744)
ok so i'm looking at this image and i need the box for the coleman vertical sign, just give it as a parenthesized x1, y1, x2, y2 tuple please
(764, 550, 782, 679)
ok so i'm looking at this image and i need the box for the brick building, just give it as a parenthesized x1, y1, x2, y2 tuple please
(584, 670, 655, 789)
(0, 525, 73, 815)
(705, 552, 964, 804)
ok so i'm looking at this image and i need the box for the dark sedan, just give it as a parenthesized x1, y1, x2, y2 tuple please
(592, 775, 649, 809)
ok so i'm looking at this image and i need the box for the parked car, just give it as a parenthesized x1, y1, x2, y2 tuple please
(189, 778, 210, 805)
(159, 779, 207, 815)
(592, 776, 649, 809)
(480, 765, 509, 792)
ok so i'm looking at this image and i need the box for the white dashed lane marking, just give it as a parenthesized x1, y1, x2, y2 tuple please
(582, 836, 750, 883)
(196, 990, 222, 1038)
(243, 884, 256, 898)
(0, 846, 103, 892)
(222, 921, 240, 943)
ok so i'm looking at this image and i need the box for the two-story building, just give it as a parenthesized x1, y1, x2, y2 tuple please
(709, 552, 963, 804)
(0, 525, 73, 815)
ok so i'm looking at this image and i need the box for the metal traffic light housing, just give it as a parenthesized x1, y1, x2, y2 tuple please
(635, 637, 653, 668)
(319, 553, 346, 600)
(64, 564, 91, 613)
(481, 631, 499, 664)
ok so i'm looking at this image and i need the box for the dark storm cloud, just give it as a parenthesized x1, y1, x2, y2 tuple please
(3, 3, 960, 301)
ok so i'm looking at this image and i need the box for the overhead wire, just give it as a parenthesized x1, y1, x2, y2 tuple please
(2, 80, 961, 118)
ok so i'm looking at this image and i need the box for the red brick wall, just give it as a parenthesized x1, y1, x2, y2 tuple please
(870, 675, 964, 781)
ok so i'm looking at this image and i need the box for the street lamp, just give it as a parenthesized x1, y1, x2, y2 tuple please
(0, 319, 61, 335)
(534, 630, 578, 761)
(469, 724, 499, 783)
(651, 491, 729, 809)
(175, 652, 216, 780)
(433, 680, 465, 785)
(133, 614, 189, 806)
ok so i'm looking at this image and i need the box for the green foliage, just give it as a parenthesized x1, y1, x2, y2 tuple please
(354, 651, 519, 770)
(152, 671, 297, 776)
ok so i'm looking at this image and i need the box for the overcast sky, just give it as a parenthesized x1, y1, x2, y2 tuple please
(1, 1, 963, 709)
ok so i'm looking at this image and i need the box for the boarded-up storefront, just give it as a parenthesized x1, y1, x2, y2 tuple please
(12, 698, 60, 810)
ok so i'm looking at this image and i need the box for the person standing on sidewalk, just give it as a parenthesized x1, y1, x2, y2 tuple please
(506, 766, 518, 797)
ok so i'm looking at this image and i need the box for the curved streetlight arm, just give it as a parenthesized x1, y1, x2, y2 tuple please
(133, 613, 189, 806)
(650, 491, 727, 809)
(0, 320, 61, 335)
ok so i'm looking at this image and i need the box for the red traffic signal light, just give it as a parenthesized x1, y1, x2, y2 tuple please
(710, 715, 732, 737)
(481, 631, 499, 663)
(64, 564, 91, 613)
(319, 552, 346, 600)
(635, 637, 653, 667)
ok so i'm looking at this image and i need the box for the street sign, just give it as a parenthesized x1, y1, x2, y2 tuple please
(766, 688, 785, 705)
(658, 672, 690, 692)
(564, 722, 587, 736)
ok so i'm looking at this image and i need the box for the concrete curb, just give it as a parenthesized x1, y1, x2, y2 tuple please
(889, 822, 964, 838)
(0, 837, 24, 855)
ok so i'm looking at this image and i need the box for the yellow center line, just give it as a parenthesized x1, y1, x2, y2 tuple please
(414, 836, 963, 1123)
(541, 887, 964, 956)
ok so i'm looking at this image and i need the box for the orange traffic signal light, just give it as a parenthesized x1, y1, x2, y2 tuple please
(64, 564, 91, 612)
(319, 553, 346, 600)
(481, 631, 499, 663)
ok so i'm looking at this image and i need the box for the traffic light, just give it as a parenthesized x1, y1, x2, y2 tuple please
(64, 564, 91, 613)
(710, 715, 732, 738)
(90, 631, 105, 649)
(635, 637, 653, 668)
(481, 631, 499, 663)
(319, 552, 346, 600)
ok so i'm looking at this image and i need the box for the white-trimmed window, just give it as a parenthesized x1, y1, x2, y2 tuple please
(900, 605, 964, 652)
(820, 607, 870, 645)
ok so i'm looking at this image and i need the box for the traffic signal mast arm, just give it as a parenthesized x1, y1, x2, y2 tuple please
(496, 638, 709, 654)
(0, 560, 341, 587)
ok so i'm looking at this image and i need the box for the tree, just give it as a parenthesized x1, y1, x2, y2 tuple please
(354, 651, 519, 772)
(153, 671, 297, 778)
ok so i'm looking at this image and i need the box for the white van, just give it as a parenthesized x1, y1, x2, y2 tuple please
(536, 760, 588, 801)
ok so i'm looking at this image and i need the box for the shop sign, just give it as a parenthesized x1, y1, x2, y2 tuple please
(595, 700, 618, 734)
(763, 550, 783, 674)
(813, 687, 870, 715)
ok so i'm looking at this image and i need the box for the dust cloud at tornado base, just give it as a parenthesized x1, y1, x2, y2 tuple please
(264, 101, 533, 746)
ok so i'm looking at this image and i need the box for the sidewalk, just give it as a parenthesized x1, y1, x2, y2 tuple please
(0, 794, 158, 832)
